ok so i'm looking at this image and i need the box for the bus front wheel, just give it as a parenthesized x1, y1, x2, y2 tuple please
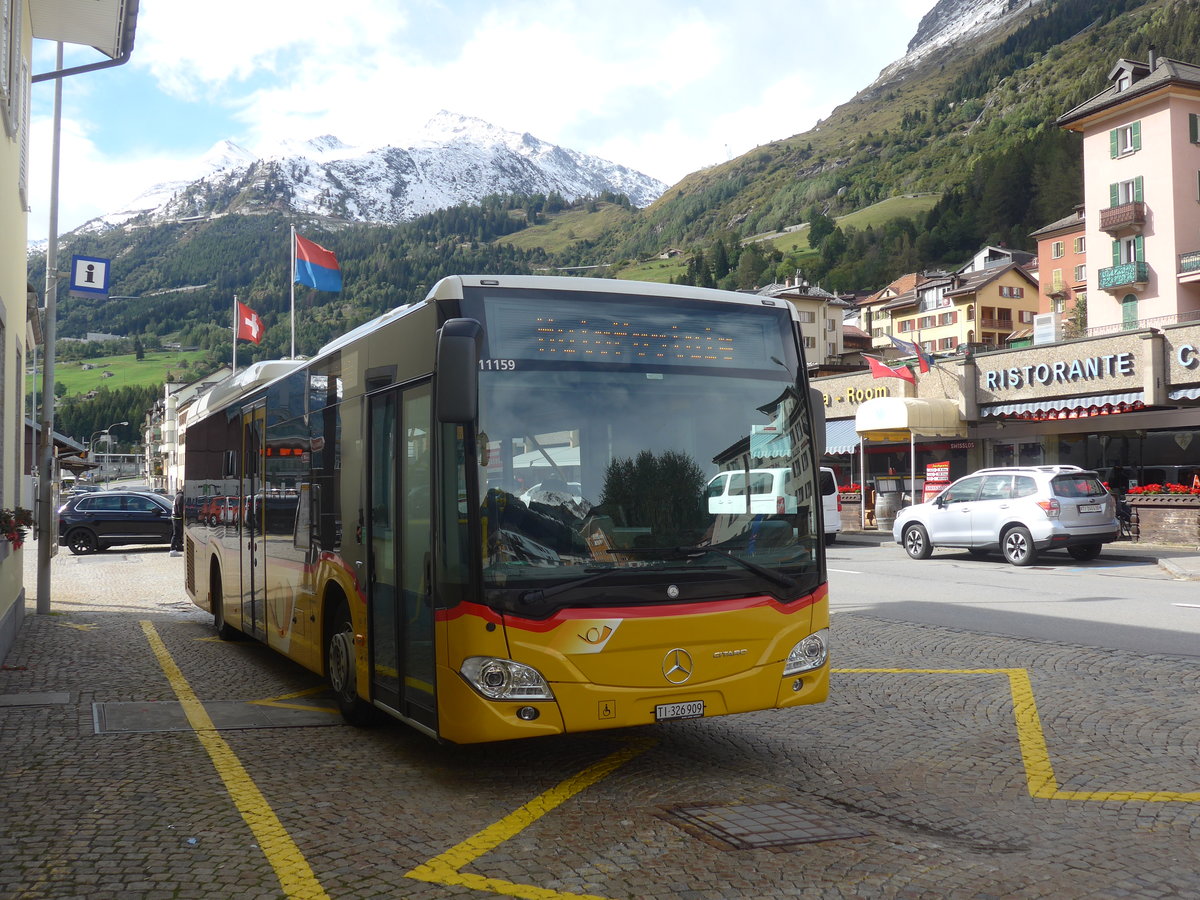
(325, 599, 374, 726)
(211, 562, 240, 641)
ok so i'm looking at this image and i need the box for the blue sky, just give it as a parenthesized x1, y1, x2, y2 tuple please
(28, 0, 930, 236)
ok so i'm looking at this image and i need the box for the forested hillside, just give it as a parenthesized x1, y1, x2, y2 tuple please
(29, 0, 1200, 439)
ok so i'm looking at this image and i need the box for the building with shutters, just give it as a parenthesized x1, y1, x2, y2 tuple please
(1058, 53, 1200, 332)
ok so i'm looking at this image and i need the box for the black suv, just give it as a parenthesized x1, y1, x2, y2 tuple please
(57, 490, 174, 555)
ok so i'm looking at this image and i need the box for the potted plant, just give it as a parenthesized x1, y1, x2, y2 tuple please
(0, 507, 34, 550)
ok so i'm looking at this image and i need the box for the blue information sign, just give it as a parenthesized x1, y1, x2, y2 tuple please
(70, 255, 111, 297)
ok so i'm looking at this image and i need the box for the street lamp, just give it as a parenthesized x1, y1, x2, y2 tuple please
(89, 421, 128, 487)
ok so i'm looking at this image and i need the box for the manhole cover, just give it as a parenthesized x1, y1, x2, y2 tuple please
(668, 801, 869, 849)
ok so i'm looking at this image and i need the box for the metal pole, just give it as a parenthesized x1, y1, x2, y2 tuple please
(36, 44, 64, 615)
(290, 225, 296, 358)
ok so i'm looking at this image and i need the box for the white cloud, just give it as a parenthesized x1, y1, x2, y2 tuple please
(27, 0, 932, 235)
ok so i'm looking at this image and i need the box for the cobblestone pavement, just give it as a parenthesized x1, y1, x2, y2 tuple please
(2, 540, 1198, 899)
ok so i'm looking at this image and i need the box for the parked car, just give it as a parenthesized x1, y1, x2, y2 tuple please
(200, 496, 240, 526)
(819, 467, 842, 545)
(57, 490, 174, 555)
(892, 465, 1119, 566)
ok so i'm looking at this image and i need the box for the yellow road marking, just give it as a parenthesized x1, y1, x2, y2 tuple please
(835, 668, 1200, 803)
(406, 737, 656, 898)
(140, 621, 331, 900)
(56, 622, 97, 631)
(248, 686, 340, 715)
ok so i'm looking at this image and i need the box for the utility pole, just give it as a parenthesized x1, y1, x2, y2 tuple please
(35, 44, 63, 615)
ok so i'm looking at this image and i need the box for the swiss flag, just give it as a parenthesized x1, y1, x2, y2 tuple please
(236, 301, 264, 344)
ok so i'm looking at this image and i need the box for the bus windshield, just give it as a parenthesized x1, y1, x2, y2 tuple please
(465, 289, 822, 613)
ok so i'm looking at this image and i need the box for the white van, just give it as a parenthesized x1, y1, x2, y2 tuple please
(819, 467, 842, 545)
(706, 468, 798, 517)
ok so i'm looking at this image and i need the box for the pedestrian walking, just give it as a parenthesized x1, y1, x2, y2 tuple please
(170, 489, 184, 555)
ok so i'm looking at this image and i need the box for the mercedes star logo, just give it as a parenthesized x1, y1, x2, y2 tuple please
(662, 648, 694, 684)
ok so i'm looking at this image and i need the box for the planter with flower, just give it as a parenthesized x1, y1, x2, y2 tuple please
(1122, 483, 1200, 544)
(838, 482, 862, 503)
(0, 507, 34, 551)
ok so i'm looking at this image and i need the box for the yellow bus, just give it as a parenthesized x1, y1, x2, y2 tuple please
(182, 275, 830, 743)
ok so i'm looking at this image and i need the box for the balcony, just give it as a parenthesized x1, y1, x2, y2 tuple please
(1099, 201, 1146, 235)
(1180, 250, 1200, 284)
(979, 317, 1014, 331)
(1098, 260, 1149, 293)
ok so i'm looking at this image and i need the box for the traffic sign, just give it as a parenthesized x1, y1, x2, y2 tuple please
(70, 255, 111, 297)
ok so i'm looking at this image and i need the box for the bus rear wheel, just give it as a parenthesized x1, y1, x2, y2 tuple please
(325, 599, 374, 726)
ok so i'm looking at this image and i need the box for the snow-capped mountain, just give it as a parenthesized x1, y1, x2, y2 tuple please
(85, 112, 667, 232)
(871, 0, 1049, 87)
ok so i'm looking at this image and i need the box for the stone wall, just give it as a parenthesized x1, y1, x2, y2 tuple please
(1129, 500, 1200, 547)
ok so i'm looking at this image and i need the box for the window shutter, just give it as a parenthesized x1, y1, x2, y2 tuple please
(1132, 120, 1142, 151)
(1110, 128, 1119, 158)
(1191, 113, 1199, 144)
(1109, 183, 1119, 207)
(1112, 241, 1120, 267)
(1134, 234, 1144, 262)
(1134, 175, 1143, 203)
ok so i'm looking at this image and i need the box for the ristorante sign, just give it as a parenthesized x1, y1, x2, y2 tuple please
(983, 351, 1135, 391)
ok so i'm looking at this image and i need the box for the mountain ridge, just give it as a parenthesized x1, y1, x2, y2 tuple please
(83, 111, 668, 234)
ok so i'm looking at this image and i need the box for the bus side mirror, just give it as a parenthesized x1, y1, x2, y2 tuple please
(436, 318, 483, 424)
(810, 386, 826, 458)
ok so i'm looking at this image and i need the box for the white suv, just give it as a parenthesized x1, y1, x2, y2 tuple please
(892, 465, 1119, 566)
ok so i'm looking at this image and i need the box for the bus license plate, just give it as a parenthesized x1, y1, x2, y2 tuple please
(1078, 503, 1102, 513)
(655, 700, 704, 721)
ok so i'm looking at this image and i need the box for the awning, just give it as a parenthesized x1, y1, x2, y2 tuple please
(825, 419, 860, 455)
(855, 397, 966, 442)
(1169, 387, 1200, 401)
(30, 0, 134, 60)
(981, 391, 1144, 417)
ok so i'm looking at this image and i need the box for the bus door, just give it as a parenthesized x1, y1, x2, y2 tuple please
(240, 401, 267, 641)
(366, 383, 436, 730)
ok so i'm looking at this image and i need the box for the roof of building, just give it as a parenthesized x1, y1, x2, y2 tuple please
(945, 261, 1038, 298)
(842, 324, 870, 340)
(759, 281, 840, 301)
(862, 272, 927, 306)
(1030, 206, 1086, 239)
(1058, 56, 1200, 127)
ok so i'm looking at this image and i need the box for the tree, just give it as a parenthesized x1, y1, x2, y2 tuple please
(599, 449, 707, 543)
(735, 244, 769, 290)
(711, 238, 730, 280)
(807, 208, 836, 249)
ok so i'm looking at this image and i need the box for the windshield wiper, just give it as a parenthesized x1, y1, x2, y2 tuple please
(619, 546, 799, 592)
(515, 567, 621, 609)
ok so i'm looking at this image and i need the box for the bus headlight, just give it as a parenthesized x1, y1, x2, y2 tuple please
(783, 629, 829, 676)
(460, 657, 555, 701)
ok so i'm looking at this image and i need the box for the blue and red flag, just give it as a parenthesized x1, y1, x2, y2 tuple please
(294, 233, 342, 292)
(887, 334, 933, 373)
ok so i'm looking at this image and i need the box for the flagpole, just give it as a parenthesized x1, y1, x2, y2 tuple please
(290, 224, 296, 358)
(232, 293, 238, 376)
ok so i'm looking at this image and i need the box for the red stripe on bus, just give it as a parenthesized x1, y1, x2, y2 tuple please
(436, 584, 826, 630)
